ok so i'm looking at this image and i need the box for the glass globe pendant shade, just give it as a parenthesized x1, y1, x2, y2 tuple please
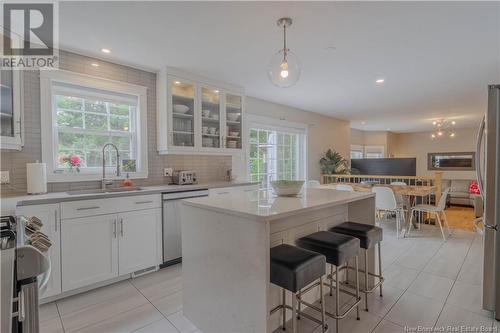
(268, 49, 301, 88)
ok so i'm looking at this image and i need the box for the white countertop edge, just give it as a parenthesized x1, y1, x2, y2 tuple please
(1, 181, 259, 210)
(181, 191, 375, 222)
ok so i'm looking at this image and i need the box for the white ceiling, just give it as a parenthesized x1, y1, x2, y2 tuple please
(59, 1, 500, 133)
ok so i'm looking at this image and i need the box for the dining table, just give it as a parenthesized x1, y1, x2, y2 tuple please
(321, 183, 437, 234)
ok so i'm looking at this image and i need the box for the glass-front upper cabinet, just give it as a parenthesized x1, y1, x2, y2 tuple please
(170, 79, 195, 148)
(0, 69, 22, 150)
(201, 87, 221, 149)
(225, 94, 242, 150)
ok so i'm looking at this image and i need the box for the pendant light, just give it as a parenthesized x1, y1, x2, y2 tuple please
(268, 17, 301, 88)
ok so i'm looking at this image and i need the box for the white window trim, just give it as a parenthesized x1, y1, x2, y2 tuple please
(40, 70, 148, 182)
(245, 114, 308, 182)
(364, 145, 385, 158)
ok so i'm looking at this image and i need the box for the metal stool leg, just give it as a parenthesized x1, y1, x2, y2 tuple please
(282, 288, 286, 330)
(319, 276, 327, 332)
(345, 259, 349, 284)
(378, 243, 383, 297)
(355, 256, 360, 320)
(364, 250, 369, 311)
(297, 290, 301, 319)
(330, 265, 334, 296)
(291, 293, 297, 333)
(336, 265, 340, 333)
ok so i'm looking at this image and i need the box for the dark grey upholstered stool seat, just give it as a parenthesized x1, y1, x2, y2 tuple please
(331, 222, 383, 250)
(270, 244, 328, 333)
(330, 222, 384, 312)
(270, 244, 326, 293)
(295, 231, 362, 333)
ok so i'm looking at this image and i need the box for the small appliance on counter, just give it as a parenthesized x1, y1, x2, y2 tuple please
(172, 170, 197, 185)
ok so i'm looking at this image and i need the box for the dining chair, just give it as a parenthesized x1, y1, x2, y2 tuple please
(336, 184, 354, 191)
(372, 186, 405, 238)
(390, 181, 410, 210)
(407, 187, 451, 240)
(307, 180, 321, 188)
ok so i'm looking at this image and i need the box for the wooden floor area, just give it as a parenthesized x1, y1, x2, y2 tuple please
(444, 205, 476, 231)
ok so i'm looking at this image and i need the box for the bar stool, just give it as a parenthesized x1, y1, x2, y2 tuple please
(270, 244, 328, 333)
(330, 222, 384, 312)
(296, 231, 362, 333)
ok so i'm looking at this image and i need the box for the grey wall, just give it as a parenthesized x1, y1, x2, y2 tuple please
(0, 50, 230, 195)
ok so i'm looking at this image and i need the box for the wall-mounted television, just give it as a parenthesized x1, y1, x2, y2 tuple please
(351, 158, 416, 176)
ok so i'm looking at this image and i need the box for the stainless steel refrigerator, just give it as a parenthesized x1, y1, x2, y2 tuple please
(476, 84, 500, 321)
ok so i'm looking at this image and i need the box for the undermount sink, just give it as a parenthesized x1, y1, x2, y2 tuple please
(66, 187, 143, 195)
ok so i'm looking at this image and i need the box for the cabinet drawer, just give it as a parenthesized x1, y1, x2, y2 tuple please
(209, 184, 259, 196)
(61, 194, 161, 219)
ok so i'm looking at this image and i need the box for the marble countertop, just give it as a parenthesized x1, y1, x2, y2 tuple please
(182, 187, 375, 221)
(0, 181, 258, 214)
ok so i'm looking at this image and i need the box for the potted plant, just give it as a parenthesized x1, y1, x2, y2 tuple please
(319, 149, 350, 174)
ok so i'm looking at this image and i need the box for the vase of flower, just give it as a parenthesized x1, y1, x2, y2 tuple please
(59, 154, 82, 173)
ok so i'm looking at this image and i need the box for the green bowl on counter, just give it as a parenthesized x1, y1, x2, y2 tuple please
(271, 180, 305, 197)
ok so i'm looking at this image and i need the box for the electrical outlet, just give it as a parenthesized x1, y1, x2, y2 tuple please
(163, 168, 173, 177)
(0, 171, 10, 184)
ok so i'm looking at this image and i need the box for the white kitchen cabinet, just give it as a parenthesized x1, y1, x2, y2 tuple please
(61, 214, 118, 292)
(209, 184, 259, 196)
(117, 208, 162, 275)
(15, 204, 61, 299)
(157, 67, 245, 155)
(1, 68, 23, 150)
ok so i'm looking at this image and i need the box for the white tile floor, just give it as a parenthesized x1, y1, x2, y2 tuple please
(40, 219, 499, 333)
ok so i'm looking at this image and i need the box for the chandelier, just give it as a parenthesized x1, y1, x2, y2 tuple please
(431, 119, 456, 139)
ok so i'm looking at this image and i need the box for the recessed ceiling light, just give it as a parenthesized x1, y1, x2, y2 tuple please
(174, 81, 181, 85)
(101, 48, 111, 54)
(375, 79, 385, 84)
(451, 120, 456, 125)
(361, 121, 366, 125)
(91, 63, 99, 67)
(214, 90, 219, 93)
(386, 128, 391, 131)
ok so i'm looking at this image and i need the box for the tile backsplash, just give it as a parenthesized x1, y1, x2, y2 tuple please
(0, 50, 231, 196)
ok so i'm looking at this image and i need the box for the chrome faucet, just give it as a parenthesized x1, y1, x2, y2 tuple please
(102, 143, 121, 189)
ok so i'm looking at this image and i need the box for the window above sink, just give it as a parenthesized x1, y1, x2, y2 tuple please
(40, 70, 149, 182)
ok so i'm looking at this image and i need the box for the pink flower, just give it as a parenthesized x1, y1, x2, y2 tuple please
(70, 155, 81, 166)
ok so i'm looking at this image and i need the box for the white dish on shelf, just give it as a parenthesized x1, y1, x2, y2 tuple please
(173, 104, 190, 114)
(202, 109, 211, 117)
(229, 132, 239, 137)
(227, 113, 240, 122)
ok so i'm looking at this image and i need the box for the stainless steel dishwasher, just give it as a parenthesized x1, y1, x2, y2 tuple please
(162, 189, 209, 266)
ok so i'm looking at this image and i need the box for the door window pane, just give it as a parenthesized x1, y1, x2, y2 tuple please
(248, 128, 303, 189)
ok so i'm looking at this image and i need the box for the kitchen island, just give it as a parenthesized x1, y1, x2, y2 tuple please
(181, 187, 376, 333)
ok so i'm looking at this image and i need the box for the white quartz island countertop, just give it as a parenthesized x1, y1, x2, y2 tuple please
(183, 187, 375, 221)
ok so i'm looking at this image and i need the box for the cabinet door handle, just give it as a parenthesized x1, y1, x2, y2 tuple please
(54, 209, 58, 232)
(135, 200, 153, 205)
(76, 206, 100, 211)
(217, 191, 231, 195)
(113, 220, 117, 238)
(120, 219, 124, 237)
